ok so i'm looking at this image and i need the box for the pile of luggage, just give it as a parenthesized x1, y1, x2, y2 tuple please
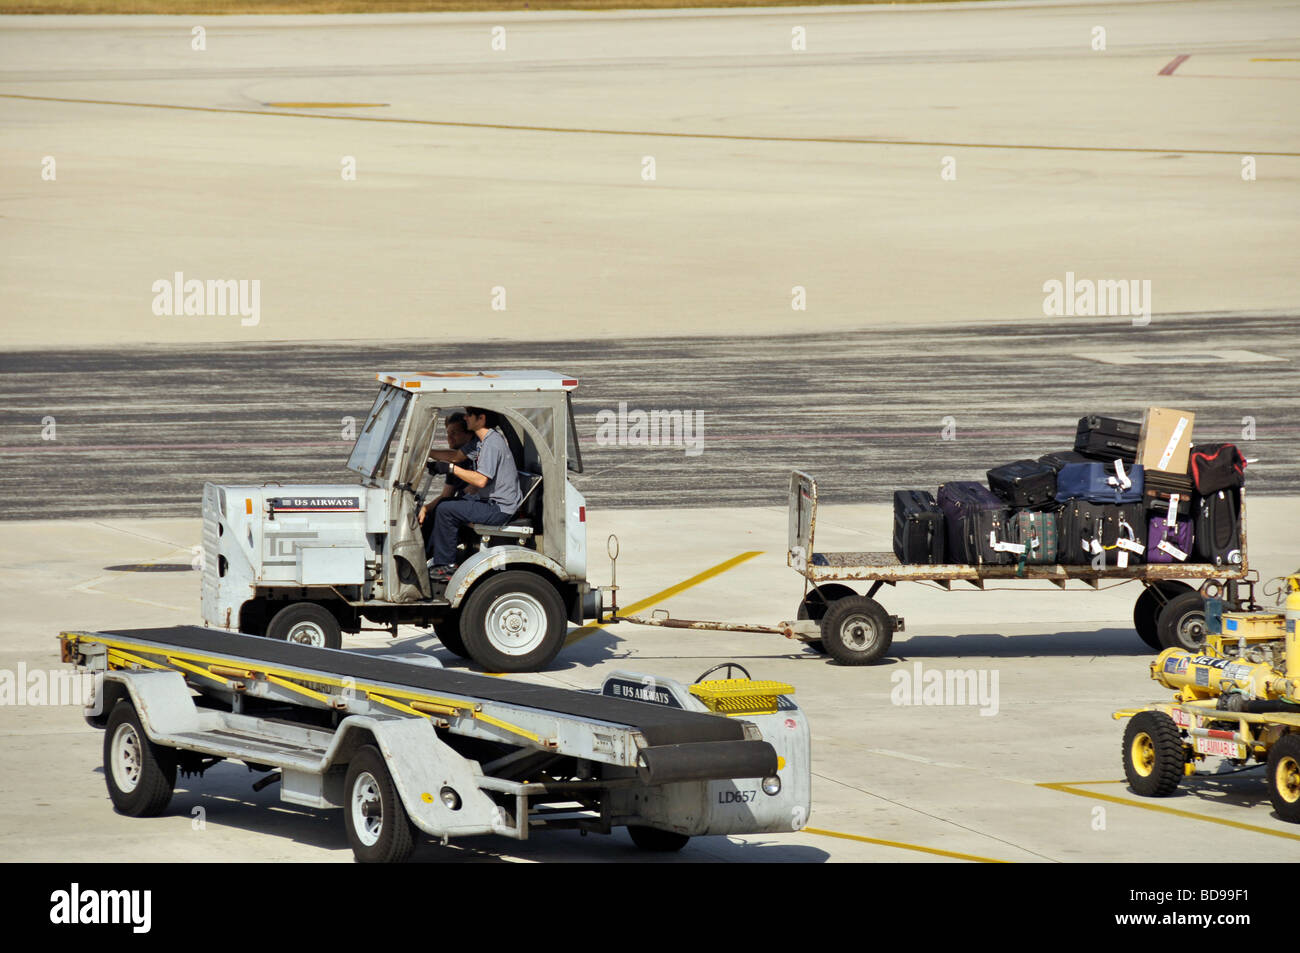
(893, 408, 1247, 570)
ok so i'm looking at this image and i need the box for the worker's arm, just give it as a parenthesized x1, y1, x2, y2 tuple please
(427, 448, 469, 463)
(451, 462, 488, 490)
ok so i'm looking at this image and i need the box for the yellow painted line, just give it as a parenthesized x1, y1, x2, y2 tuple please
(263, 102, 389, 108)
(3, 93, 1297, 158)
(565, 550, 763, 647)
(802, 826, 1010, 863)
(1038, 781, 1300, 842)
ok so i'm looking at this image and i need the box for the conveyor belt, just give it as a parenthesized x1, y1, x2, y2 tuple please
(97, 626, 744, 748)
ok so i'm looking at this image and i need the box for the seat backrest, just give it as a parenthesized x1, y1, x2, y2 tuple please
(515, 472, 542, 523)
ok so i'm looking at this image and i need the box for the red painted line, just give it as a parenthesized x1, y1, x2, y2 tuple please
(1159, 54, 1190, 76)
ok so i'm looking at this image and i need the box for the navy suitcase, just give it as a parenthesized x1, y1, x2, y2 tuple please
(937, 481, 1013, 565)
(1055, 462, 1145, 504)
(987, 460, 1057, 508)
(893, 490, 946, 564)
(1075, 415, 1140, 464)
(1038, 450, 1092, 472)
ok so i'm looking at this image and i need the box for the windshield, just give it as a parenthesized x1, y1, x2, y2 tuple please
(346, 384, 411, 480)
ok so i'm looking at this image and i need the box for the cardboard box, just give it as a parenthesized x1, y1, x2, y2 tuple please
(1137, 407, 1195, 474)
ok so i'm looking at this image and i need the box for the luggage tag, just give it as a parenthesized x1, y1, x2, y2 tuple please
(1157, 418, 1189, 472)
(1157, 538, 1188, 562)
(1107, 459, 1132, 491)
(1166, 493, 1179, 526)
(990, 532, 1026, 555)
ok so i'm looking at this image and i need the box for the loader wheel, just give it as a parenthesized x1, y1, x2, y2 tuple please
(461, 571, 567, 673)
(1156, 591, 1208, 653)
(435, 611, 469, 659)
(1133, 582, 1193, 651)
(104, 701, 176, 817)
(796, 584, 856, 655)
(1266, 733, 1300, 823)
(1122, 711, 1186, 797)
(627, 825, 690, 852)
(819, 595, 893, 666)
(267, 603, 342, 650)
(345, 745, 416, 863)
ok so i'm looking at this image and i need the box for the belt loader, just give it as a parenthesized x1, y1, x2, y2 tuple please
(1115, 572, 1300, 822)
(59, 626, 811, 861)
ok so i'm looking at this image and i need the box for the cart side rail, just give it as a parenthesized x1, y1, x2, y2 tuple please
(788, 470, 817, 572)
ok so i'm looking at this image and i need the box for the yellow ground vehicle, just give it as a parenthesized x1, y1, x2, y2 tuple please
(1115, 573, 1300, 822)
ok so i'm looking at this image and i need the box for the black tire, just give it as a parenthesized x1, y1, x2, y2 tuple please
(344, 745, 416, 863)
(103, 701, 176, 817)
(1133, 581, 1193, 651)
(1266, 733, 1300, 823)
(796, 584, 856, 655)
(266, 602, 342, 650)
(460, 571, 567, 672)
(435, 612, 470, 659)
(1122, 711, 1186, 797)
(819, 595, 894, 665)
(627, 825, 690, 852)
(1156, 591, 1208, 652)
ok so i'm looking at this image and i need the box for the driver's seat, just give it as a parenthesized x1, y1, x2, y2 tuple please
(470, 472, 541, 546)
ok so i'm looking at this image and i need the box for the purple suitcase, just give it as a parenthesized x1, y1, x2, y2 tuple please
(1147, 515, 1192, 563)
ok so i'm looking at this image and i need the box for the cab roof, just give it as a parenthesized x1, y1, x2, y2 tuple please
(378, 371, 579, 393)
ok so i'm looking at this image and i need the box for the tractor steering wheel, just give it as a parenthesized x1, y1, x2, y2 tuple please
(694, 662, 752, 683)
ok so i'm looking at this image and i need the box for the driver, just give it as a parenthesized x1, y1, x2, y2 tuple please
(426, 407, 521, 582)
(420, 412, 478, 555)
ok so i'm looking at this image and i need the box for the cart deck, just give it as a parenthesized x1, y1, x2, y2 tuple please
(788, 470, 1249, 589)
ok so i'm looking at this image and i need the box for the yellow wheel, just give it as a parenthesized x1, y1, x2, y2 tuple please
(1267, 734, 1300, 823)
(1122, 712, 1185, 797)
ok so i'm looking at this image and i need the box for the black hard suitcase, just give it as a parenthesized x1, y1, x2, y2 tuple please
(1144, 466, 1194, 518)
(1058, 499, 1146, 566)
(937, 481, 1012, 565)
(1037, 450, 1092, 472)
(987, 459, 1058, 507)
(893, 490, 946, 564)
(1074, 415, 1141, 464)
(1193, 490, 1243, 566)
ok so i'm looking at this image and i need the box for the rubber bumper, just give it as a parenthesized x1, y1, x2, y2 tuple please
(636, 740, 778, 785)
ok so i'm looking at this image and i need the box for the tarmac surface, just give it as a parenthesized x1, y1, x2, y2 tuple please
(1, 0, 1298, 865)
(1, 312, 1298, 519)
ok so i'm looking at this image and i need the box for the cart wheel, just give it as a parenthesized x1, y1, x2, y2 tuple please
(1266, 733, 1300, 823)
(1156, 591, 1208, 653)
(345, 745, 417, 863)
(819, 596, 893, 665)
(1133, 582, 1193, 651)
(435, 611, 469, 659)
(1122, 711, 1186, 797)
(627, 825, 690, 852)
(266, 602, 342, 650)
(796, 584, 856, 655)
(104, 700, 176, 817)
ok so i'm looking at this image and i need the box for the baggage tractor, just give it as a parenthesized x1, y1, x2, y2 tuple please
(1037, 450, 1092, 472)
(1147, 515, 1192, 563)
(987, 459, 1057, 508)
(1010, 509, 1058, 565)
(1055, 461, 1144, 505)
(1194, 489, 1243, 566)
(1189, 443, 1247, 495)
(1075, 415, 1141, 464)
(893, 490, 946, 564)
(1058, 499, 1146, 567)
(937, 481, 1013, 565)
